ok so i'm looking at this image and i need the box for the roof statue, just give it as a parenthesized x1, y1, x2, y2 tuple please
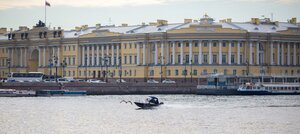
(36, 20, 45, 27)
(200, 13, 214, 24)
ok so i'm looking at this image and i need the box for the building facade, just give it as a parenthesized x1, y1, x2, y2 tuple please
(0, 15, 300, 82)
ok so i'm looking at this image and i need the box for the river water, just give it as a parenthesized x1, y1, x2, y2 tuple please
(1, 95, 300, 134)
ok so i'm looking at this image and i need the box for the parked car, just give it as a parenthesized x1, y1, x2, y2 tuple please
(87, 79, 106, 83)
(116, 79, 126, 83)
(43, 79, 56, 83)
(75, 79, 86, 82)
(147, 79, 159, 83)
(162, 79, 176, 84)
(64, 77, 75, 82)
(57, 78, 69, 83)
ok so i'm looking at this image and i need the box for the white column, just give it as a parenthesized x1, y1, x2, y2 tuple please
(237, 41, 241, 65)
(87, 45, 90, 66)
(219, 41, 222, 64)
(57, 47, 60, 66)
(96, 45, 99, 66)
(281, 43, 284, 65)
(112, 44, 115, 65)
(106, 44, 109, 65)
(92, 45, 95, 66)
(116, 44, 119, 65)
(277, 42, 280, 65)
(228, 41, 232, 65)
(287, 43, 290, 65)
(7, 48, 10, 61)
(293, 43, 296, 65)
(136, 43, 140, 65)
(143, 42, 146, 65)
(43, 47, 46, 66)
(180, 41, 183, 64)
(11, 48, 14, 66)
(172, 42, 175, 65)
(249, 41, 253, 65)
(155, 42, 158, 65)
(189, 41, 192, 64)
(52, 47, 55, 63)
(38, 47, 41, 67)
(256, 42, 259, 65)
(24, 48, 27, 67)
(101, 45, 104, 65)
(82, 46, 85, 66)
(209, 40, 212, 64)
(270, 41, 274, 65)
(166, 42, 169, 64)
(161, 41, 164, 64)
(198, 40, 202, 64)
(20, 48, 23, 67)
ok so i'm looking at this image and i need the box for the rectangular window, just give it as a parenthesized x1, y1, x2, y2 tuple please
(178, 43, 181, 47)
(233, 70, 237, 75)
(175, 70, 179, 76)
(204, 42, 208, 47)
(134, 56, 137, 64)
(203, 54, 208, 63)
(134, 44, 137, 48)
(213, 55, 217, 63)
(195, 43, 198, 47)
(185, 55, 189, 63)
(170, 55, 173, 64)
(222, 55, 226, 64)
(64, 46, 66, 51)
(231, 54, 235, 63)
(240, 55, 243, 63)
(178, 55, 181, 63)
(124, 56, 127, 64)
(129, 56, 132, 64)
(222, 42, 226, 47)
(73, 46, 76, 51)
(213, 42, 217, 47)
(193, 70, 197, 75)
(240, 43, 243, 47)
(167, 70, 171, 76)
(73, 57, 76, 65)
(68, 46, 71, 51)
(186, 43, 189, 47)
(231, 42, 234, 47)
(124, 43, 127, 49)
(129, 43, 132, 49)
(194, 55, 198, 64)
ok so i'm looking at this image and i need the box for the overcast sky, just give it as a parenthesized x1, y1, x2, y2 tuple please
(0, 0, 299, 30)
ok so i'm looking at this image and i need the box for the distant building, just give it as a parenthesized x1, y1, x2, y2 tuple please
(0, 15, 300, 82)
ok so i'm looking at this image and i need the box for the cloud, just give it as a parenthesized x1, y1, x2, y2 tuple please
(0, 0, 298, 10)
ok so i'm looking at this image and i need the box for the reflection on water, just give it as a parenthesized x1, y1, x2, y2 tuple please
(1, 95, 300, 134)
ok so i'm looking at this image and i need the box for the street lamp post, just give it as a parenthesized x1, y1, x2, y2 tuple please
(60, 59, 67, 77)
(184, 58, 187, 83)
(85, 59, 88, 81)
(54, 56, 58, 82)
(49, 59, 53, 76)
(159, 56, 164, 83)
(105, 57, 109, 82)
(190, 59, 193, 83)
(119, 57, 122, 83)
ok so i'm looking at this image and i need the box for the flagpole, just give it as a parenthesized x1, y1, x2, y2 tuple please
(45, 0, 46, 27)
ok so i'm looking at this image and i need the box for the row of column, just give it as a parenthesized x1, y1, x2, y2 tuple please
(80, 44, 120, 66)
(6, 47, 27, 67)
(39, 46, 60, 67)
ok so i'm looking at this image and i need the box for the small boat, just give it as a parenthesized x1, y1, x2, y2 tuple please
(237, 83, 300, 95)
(36, 90, 86, 96)
(134, 96, 164, 108)
(0, 89, 36, 97)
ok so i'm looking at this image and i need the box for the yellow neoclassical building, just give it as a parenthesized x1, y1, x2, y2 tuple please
(0, 15, 300, 82)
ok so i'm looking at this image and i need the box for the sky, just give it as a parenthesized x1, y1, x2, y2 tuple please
(0, 0, 299, 30)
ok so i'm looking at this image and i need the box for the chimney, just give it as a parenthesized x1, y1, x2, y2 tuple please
(157, 19, 168, 26)
(226, 18, 232, 23)
(251, 18, 260, 25)
(184, 19, 192, 23)
(96, 23, 101, 29)
(219, 19, 226, 23)
(142, 22, 146, 26)
(121, 23, 128, 27)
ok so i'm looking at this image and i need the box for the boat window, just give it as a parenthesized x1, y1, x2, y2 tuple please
(246, 86, 251, 89)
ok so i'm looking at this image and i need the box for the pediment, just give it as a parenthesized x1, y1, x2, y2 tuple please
(167, 24, 246, 34)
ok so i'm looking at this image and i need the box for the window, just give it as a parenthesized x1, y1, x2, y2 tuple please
(185, 55, 189, 63)
(240, 55, 243, 64)
(231, 42, 234, 47)
(222, 42, 226, 47)
(64, 46, 66, 51)
(231, 54, 235, 64)
(213, 42, 217, 47)
(240, 43, 243, 47)
(129, 43, 132, 49)
(224, 69, 227, 75)
(193, 70, 197, 75)
(124, 56, 127, 64)
(129, 56, 132, 64)
(134, 56, 137, 64)
(124, 43, 127, 49)
(68, 46, 71, 51)
(203, 54, 208, 63)
(178, 55, 181, 63)
(134, 44, 137, 48)
(182, 69, 187, 75)
(175, 70, 179, 76)
(204, 42, 208, 47)
(170, 55, 173, 63)
(194, 55, 198, 64)
(233, 70, 237, 75)
(149, 70, 154, 76)
(178, 43, 181, 47)
(203, 69, 207, 75)
(213, 55, 217, 63)
(222, 55, 226, 64)
(73, 57, 76, 65)
(186, 42, 189, 47)
(73, 71, 75, 76)
(73, 46, 76, 51)
(195, 43, 198, 47)
(167, 70, 171, 76)
(213, 69, 218, 73)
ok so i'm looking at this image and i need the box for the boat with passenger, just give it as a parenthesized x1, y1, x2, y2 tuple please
(134, 96, 164, 109)
(238, 82, 300, 95)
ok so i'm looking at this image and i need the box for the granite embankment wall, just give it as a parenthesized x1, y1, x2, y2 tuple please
(0, 82, 198, 95)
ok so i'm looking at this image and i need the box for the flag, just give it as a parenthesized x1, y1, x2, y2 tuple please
(45, 1, 51, 7)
